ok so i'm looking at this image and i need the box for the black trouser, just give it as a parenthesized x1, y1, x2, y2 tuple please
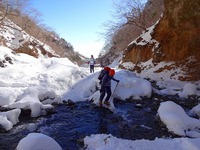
(100, 86, 111, 102)
(90, 65, 94, 73)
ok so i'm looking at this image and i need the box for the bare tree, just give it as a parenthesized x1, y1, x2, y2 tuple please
(103, 0, 164, 41)
(102, 0, 148, 51)
(0, 0, 32, 30)
(103, 0, 148, 38)
(100, 0, 164, 66)
(113, 0, 148, 30)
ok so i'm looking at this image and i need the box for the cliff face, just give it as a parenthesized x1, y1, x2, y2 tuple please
(121, 0, 200, 81)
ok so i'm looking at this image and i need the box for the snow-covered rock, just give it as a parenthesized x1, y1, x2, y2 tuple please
(158, 101, 200, 137)
(16, 133, 62, 150)
(0, 109, 21, 130)
(189, 104, 200, 118)
(178, 83, 197, 98)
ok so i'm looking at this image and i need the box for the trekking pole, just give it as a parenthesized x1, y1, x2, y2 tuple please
(110, 82, 119, 101)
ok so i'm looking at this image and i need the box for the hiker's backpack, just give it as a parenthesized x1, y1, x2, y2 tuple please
(98, 67, 111, 81)
(109, 69, 115, 76)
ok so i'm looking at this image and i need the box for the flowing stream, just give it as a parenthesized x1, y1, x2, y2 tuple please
(0, 99, 176, 150)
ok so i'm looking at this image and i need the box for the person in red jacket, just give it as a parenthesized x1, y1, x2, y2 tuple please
(99, 69, 119, 107)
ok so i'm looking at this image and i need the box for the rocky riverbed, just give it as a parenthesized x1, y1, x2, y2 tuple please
(0, 94, 199, 150)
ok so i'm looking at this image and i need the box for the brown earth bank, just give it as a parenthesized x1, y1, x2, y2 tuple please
(122, 0, 200, 81)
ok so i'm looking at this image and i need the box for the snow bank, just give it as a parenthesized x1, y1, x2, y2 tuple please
(114, 70, 152, 99)
(154, 80, 200, 98)
(63, 72, 99, 102)
(158, 101, 200, 137)
(0, 109, 21, 130)
(63, 69, 152, 102)
(16, 133, 62, 150)
(5, 87, 54, 117)
(84, 134, 200, 150)
(0, 46, 88, 130)
(0, 46, 15, 60)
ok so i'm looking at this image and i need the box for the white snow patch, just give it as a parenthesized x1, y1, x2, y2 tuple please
(0, 109, 21, 130)
(158, 101, 200, 137)
(16, 133, 62, 150)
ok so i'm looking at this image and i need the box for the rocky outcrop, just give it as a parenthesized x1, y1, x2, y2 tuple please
(121, 0, 200, 81)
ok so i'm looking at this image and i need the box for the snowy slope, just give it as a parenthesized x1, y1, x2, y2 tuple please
(0, 18, 58, 58)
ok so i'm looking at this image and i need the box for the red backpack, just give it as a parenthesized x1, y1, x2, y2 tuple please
(98, 67, 111, 80)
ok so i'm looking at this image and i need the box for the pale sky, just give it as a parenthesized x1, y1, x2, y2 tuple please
(29, 0, 115, 58)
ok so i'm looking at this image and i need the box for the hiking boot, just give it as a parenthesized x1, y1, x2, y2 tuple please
(104, 101, 110, 107)
(99, 100, 102, 107)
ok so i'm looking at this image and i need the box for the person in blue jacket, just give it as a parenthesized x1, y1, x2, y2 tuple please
(99, 69, 119, 107)
(98, 66, 111, 84)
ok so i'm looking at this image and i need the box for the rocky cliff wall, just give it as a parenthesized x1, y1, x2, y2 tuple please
(122, 0, 200, 81)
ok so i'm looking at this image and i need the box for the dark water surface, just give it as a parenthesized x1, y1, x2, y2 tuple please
(0, 99, 173, 150)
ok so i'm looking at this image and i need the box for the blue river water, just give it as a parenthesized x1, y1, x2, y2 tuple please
(0, 100, 173, 150)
